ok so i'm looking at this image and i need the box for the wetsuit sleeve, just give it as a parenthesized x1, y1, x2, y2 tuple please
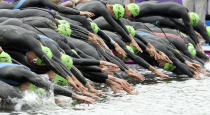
(168, 47, 185, 63)
(77, 66, 102, 72)
(60, 14, 93, 32)
(114, 37, 150, 68)
(71, 66, 87, 85)
(73, 58, 100, 66)
(71, 24, 89, 35)
(74, 48, 96, 59)
(54, 40, 78, 58)
(83, 72, 107, 83)
(102, 10, 131, 42)
(117, 19, 130, 34)
(135, 34, 149, 45)
(98, 30, 116, 45)
(134, 38, 147, 51)
(71, 25, 89, 41)
(42, 0, 80, 15)
(194, 21, 210, 44)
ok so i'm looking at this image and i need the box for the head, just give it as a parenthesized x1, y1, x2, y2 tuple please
(107, 4, 125, 20)
(26, 45, 53, 66)
(124, 3, 140, 19)
(57, 24, 72, 36)
(60, 53, 73, 70)
(126, 25, 136, 37)
(187, 43, 196, 57)
(188, 12, 199, 26)
(0, 51, 12, 63)
(90, 22, 99, 34)
(206, 26, 210, 37)
(122, 45, 134, 61)
(51, 0, 61, 5)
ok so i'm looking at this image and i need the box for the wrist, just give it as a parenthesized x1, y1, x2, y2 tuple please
(72, 93, 77, 98)
(114, 42, 118, 47)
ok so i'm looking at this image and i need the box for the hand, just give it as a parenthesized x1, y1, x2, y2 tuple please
(195, 31, 202, 39)
(156, 71, 169, 78)
(197, 43, 204, 53)
(158, 51, 173, 64)
(125, 68, 145, 81)
(185, 61, 197, 72)
(193, 71, 201, 80)
(86, 82, 105, 96)
(146, 43, 162, 60)
(146, 48, 161, 61)
(0, 47, 3, 53)
(108, 75, 133, 94)
(101, 67, 115, 74)
(106, 79, 123, 94)
(80, 11, 95, 17)
(88, 36, 105, 51)
(100, 61, 120, 73)
(190, 63, 210, 75)
(72, 93, 94, 104)
(72, 76, 99, 99)
(100, 61, 119, 68)
(67, 76, 80, 91)
(114, 43, 127, 57)
(129, 35, 143, 53)
(149, 66, 169, 78)
(0, 98, 2, 103)
(93, 35, 105, 50)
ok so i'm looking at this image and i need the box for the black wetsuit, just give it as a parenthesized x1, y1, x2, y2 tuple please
(134, 2, 199, 45)
(102, 30, 151, 69)
(0, 63, 73, 105)
(135, 30, 195, 77)
(0, 25, 75, 80)
(136, 16, 210, 44)
(0, 0, 80, 15)
(0, 8, 57, 21)
(76, 1, 132, 42)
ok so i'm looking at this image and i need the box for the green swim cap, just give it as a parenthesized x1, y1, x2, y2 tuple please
(28, 84, 45, 96)
(122, 45, 134, 61)
(61, 53, 73, 70)
(126, 25, 136, 37)
(127, 3, 140, 17)
(163, 63, 176, 71)
(36, 45, 53, 66)
(57, 24, 72, 36)
(113, 4, 125, 20)
(188, 43, 196, 57)
(206, 26, 210, 37)
(54, 74, 68, 86)
(130, 45, 139, 54)
(0, 51, 12, 63)
(90, 22, 99, 34)
(57, 20, 69, 25)
(189, 12, 199, 26)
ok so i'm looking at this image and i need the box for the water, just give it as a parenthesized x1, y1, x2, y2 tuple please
(1, 63, 210, 115)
